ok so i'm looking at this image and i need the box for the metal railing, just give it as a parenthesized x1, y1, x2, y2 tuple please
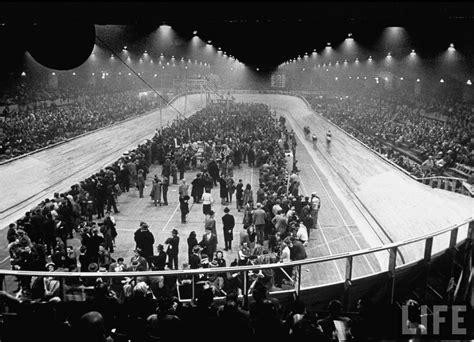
(1, 217, 471, 305)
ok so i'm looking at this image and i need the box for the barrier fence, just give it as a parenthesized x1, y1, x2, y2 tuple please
(1, 217, 471, 307)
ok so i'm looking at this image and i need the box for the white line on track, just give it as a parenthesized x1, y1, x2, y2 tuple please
(161, 203, 180, 233)
(309, 164, 376, 274)
(298, 176, 344, 282)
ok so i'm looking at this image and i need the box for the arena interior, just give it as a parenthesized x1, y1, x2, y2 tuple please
(0, 2, 472, 341)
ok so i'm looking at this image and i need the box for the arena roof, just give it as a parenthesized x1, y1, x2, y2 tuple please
(1, 2, 474, 72)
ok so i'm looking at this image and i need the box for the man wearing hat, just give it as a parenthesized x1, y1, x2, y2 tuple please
(221, 207, 235, 251)
(134, 222, 155, 261)
(199, 227, 217, 261)
(165, 229, 180, 270)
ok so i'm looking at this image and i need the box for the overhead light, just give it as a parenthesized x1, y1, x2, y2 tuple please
(193, 30, 198, 35)
(448, 43, 455, 52)
(326, 42, 331, 47)
(387, 52, 392, 58)
(440, 78, 444, 83)
(72, 72, 76, 76)
(21, 71, 26, 76)
(400, 77, 404, 80)
(416, 78, 420, 82)
(467, 79, 472, 85)
(335, 77, 338, 81)
(51, 72, 55, 76)
(410, 49, 416, 55)
(384, 77, 388, 81)
(123, 46, 127, 50)
(347, 33, 353, 38)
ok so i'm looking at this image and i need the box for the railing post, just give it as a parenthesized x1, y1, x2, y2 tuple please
(388, 247, 398, 305)
(60, 277, 67, 302)
(449, 228, 459, 249)
(344, 256, 353, 311)
(422, 237, 434, 302)
(297, 265, 302, 296)
(191, 274, 195, 302)
(243, 270, 248, 309)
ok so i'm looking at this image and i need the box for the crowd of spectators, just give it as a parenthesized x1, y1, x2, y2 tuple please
(0, 281, 408, 342)
(307, 89, 473, 178)
(4, 101, 321, 297)
(0, 90, 160, 161)
(0, 99, 339, 340)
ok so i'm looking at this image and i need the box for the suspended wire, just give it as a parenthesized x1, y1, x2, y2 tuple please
(95, 35, 190, 122)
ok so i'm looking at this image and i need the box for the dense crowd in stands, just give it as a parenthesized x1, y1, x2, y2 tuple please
(0, 90, 160, 161)
(307, 90, 473, 177)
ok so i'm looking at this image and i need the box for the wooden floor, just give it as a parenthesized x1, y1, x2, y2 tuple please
(0, 93, 471, 290)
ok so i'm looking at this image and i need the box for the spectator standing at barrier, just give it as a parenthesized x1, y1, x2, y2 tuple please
(187, 231, 198, 263)
(199, 226, 218, 261)
(202, 188, 214, 215)
(137, 169, 145, 198)
(222, 207, 235, 251)
(106, 180, 119, 214)
(100, 211, 117, 253)
(134, 222, 154, 260)
(189, 245, 202, 269)
(148, 244, 167, 271)
(119, 163, 130, 193)
(165, 229, 179, 270)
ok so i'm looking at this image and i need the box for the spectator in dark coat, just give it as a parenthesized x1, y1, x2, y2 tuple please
(165, 229, 180, 270)
(191, 173, 204, 203)
(221, 207, 235, 251)
(179, 195, 190, 224)
(219, 177, 228, 205)
(187, 231, 198, 263)
(148, 244, 167, 271)
(199, 227, 218, 261)
(134, 222, 155, 260)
